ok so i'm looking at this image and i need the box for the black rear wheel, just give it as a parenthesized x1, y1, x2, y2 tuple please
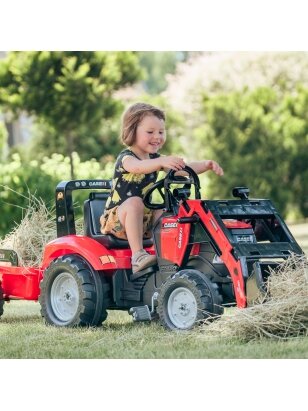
(157, 269, 223, 330)
(39, 254, 109, 327)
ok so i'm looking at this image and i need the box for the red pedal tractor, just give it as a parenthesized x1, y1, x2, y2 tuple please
(0, 167, 304, 330)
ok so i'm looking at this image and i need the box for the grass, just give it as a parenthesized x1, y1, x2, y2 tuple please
(289, 221, 308, 254)
(1, 302, 307, 359)
(0, 222, 307, 359)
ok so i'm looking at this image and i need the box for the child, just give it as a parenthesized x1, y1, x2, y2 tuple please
(100, 102, 224, 273)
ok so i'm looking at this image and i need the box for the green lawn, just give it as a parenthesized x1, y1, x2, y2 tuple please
(0, 223, 307, 359)
(1, 302, 307, 359)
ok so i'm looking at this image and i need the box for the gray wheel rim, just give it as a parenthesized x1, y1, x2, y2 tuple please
(50, 272, 79, 322)
(167, 287, 198, 329)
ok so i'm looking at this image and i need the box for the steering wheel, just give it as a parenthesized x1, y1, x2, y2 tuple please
(143, 178, 166, 210)
(143, 166, 201, 210)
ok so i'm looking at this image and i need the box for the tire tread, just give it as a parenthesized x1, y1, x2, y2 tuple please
(39, 254, 108, 327)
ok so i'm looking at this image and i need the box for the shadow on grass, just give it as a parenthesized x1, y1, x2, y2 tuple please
(0, 315, 42, 323)
(0, 317, 156, 333)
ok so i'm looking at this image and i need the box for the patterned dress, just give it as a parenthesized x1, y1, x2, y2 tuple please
(100, 149, 160, 239)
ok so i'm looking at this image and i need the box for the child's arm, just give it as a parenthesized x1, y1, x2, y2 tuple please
(186, 160, 224, 176)
(171, 160, 224, 177)
(123, 155, 186, 174)
(123, 156, 223, 176)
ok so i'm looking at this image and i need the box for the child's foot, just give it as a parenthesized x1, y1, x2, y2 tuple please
(131, 249, 157, 274)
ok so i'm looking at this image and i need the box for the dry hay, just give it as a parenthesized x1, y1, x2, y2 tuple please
(200, 255, 308, 341)
(0, 189, 85, 267)
(0, 191, 56, 267)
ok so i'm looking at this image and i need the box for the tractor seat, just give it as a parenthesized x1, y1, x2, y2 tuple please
(83, 192, 153, 249)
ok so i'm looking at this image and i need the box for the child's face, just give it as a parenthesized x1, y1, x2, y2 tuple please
(133, 114, 166, 156)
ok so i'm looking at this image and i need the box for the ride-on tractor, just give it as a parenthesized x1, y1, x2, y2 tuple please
(0, 167, 304, 330)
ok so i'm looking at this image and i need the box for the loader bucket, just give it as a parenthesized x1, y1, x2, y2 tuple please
(246, 261, 277, 306)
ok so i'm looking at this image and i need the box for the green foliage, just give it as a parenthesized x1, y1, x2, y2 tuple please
(165, 52, 308, 114)
(0, 51, 142, 177)
(27, 111, 124, 164)
(27, 94, 185, 164)
(0, 152, 113, 236)
(163, 52, 308, 219)
(192, 87, 308, 218)
(0, 119, 8, 159)
(277, 86, 308, 217)
(138, 52, 188, 94)
(0, 51, 141, 129)
(0, 153, 55, 235)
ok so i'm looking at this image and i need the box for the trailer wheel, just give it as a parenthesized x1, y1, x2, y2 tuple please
(0, 285, 4, 318)
(39, 255, 109, 327)
(157, 269, 223, 330)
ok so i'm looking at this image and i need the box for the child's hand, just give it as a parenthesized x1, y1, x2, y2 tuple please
(160, 156, 186, 171)
(204, 160, 224, 176)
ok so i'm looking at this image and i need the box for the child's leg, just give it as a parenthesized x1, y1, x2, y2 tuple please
(118, 197, 157, 273)
(153, 209, 164, 225)
(117, 197, 144, 253)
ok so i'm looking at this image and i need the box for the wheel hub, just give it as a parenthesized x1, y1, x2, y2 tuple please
(64, 291, 72, 301)
(179, 302, 190, 316)
(167, 287, 198, 329)
(50, 272, 79, 322)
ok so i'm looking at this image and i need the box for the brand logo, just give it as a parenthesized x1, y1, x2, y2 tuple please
(89, 181, 108, 187)
(75, 181, 109, 188)
(163, 222, 177, 228)
(236, 235, 254, 243)
(160, 265, 177, 273)
(178, 227, 183, 248)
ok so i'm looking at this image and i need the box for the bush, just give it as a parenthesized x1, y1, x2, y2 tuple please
(0, 119, 8, 160)
(0, 152, 113, 236)
(190, 87, 308, 218)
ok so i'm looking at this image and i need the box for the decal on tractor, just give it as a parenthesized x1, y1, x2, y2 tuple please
(163, 222, 177, 228)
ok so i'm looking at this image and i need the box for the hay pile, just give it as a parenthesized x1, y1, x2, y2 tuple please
(0, 192, 56, 267)
(200, 255, 308, 341)
(0, 190, 85, 267)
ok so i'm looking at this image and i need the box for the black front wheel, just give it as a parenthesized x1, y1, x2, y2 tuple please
(157, 270, 223, 330)
(39, 255, 109, 327)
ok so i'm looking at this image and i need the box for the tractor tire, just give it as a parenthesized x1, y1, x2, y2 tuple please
(39, 254, 109, 327)
(0, 285, 4, 318)
(157, 269, 223, 331)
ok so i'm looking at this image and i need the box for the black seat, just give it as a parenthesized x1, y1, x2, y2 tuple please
(84, 192, 153, 249)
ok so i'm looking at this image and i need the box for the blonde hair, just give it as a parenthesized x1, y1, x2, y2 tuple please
(121, 102, 165, 146)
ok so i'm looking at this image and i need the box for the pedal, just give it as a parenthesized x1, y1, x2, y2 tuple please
(129, 305, 152, 322)
(130, 265, 156, 281)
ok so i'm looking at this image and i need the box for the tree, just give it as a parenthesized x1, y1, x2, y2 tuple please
(277, 86, 308, 217)
(138, 52, 189, 94)
(163, 52, 308, 219)
(192, 87, 308, 218)
(165, 52, 308, 115)
(0, 51, 142, 178)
